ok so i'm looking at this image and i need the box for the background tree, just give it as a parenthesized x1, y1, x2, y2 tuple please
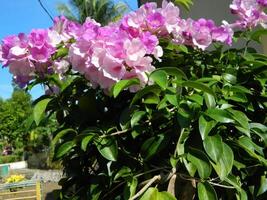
(57, 0, 128, 24)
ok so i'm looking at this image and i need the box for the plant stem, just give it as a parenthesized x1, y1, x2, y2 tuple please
(129, 175, 161, 200)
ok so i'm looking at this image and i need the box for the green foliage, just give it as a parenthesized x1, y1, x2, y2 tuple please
(30, 28, 267, 199)
(57, 0, 128, 24)
(0, 155, 20, 164)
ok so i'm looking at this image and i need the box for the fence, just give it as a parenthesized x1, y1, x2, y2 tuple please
(0, 180, 41, 200)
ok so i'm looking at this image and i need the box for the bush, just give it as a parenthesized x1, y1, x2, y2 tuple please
(0, 155, 20, 164)
(1, 0, 267, 199)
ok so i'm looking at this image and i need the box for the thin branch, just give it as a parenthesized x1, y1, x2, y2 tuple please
(178, 173, 235, 189)
(129, 175, 161, 200)
(38, 0, 54, 22)
(100, 129, 130, 138)
(207, 181, 235, 189)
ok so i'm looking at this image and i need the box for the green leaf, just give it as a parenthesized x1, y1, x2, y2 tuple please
(33, 98, 51, 125)
(205, 108, 235, 123)
(238, 136, 264, 156)
(174, 0, 193, 11)
(225, 174, 242, 191)
(140, 187, 157, 200)
(81, 134, 94, 151)
(53, 47, 69, 59)
(55, 141, 75, 158)
(199, 116, 216, 140)
(160, 67, 188, 80)
(177, 44, 188, 53)
(187, 148, 212, 179)
(166, 93, 179, 106)
(228, 110, 250, 135)
(188, 94, 203, 105)
(52, 128, 77, 146)
(182, 81, 215, 96)
(114, 166, 132, 180)
(222, 73, 237, 84)
(203, 134, 224, 163)
(236, 189, 248, 200)
(144, 94, 160, 104)
(131, 111, 146, 127)
(150, 70, 168, 90)
(95, 137, 118, 161)
(250, 123, 267, 146)
(204, 93, 216, 108)
(251, 29, 267, 43)
(176, 129, 190, 156)
(157, 192, 176, 200)
(123, 177, 138, 199)
(211, 143, 234, 180)
(257, 175, 267, 196)
(112, 78, 140, 98)
(131, 85, 161, 106)
(140, 188, 176, 200)
(141, 134, 165, 160)
(198, 182, 218, 200)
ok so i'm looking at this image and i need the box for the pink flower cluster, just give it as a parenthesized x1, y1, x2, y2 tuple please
(120, 1, 233, 50)
(0, 0, 266, 91)
(69, 18, 162, 91)
(230, 0, 267, 28)
(0, 30, 56, 87)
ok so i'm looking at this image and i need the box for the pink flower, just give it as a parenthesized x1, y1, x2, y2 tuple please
(257, 0, 267, 6)
(230, 0, 267, 28)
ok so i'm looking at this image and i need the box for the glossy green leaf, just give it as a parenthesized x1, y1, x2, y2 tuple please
(187, 149, 212, 179)
(150, 70, 168, 90)
(53, 47, 68, 59)
(205, 108, 235, 123)
(160, 67, 188, 80)
(114, 166, 132, 180)
(225, 174, 242, 191)
(199, 115, 216, 140)
(123, 177, 138, 199)
(198, 182, 218, 200)
(140, 187, 157, 200)
(144, 94, 160, 104)
(182, 81, 215, 96)
(95, 137, 118, 161)
(257, 176, 267, 196)
(204, 93, 216, 108)
(212, 143, 234, 180)
(222, 73, 237, 84)
(188, 94, 203, 105)
(55, 141, 75, 158)
(112, 78, 140, 98)
(166, 93, 179, 106)
(141, 134, 165, 160)
(250, 123, 267, 146)
(131, 85, 161, 106)
(52, 128, 77, 146)
(140, 187, 176, 200)
(81, 134, 94, 151)
(238, 136, 264, 156)
(203, 134, 223, 163)
(33, 98, 51, 125)
(131, 111, 146, 127)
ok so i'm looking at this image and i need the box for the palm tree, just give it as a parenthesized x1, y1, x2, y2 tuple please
(57, 0, 128, 24)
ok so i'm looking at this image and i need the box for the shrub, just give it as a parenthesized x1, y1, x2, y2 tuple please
(0, 155, 20, 164)
(0, 0, 267, 199)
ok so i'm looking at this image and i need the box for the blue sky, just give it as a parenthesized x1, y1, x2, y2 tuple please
(0, 0, 137, 100)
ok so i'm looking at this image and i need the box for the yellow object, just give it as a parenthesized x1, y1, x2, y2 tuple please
(5, 175, 25, 184)
(36, 182, 41, 200)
